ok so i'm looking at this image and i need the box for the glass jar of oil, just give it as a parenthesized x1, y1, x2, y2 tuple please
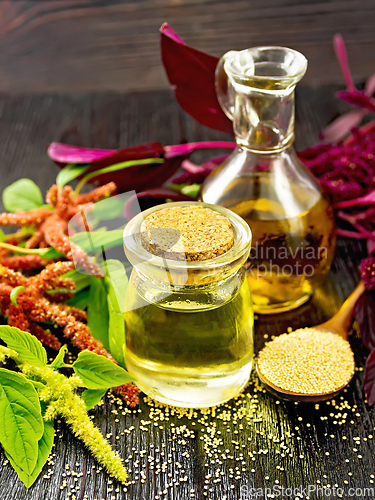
(123, 202, 253, 408)
(202, 47, 336, 313)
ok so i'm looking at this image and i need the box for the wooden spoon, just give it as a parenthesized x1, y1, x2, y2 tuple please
(256, 281, 365, 402)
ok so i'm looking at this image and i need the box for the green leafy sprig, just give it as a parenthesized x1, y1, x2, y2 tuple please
(0, 326, 134, 488)
(3, 179, 45, 212)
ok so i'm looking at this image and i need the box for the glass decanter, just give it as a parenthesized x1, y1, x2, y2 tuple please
(202, 47, 336, 313)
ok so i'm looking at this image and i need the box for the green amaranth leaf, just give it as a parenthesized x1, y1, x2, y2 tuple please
(56, 163, 91, 189)
(0, 369, 44, 475)
(77, 157, 164, 188)
(81, 388, 107, 410)
(64, 270, 91, 293)
(0, 326, 47, 367)
(72, 351, 134, 389)
(5, 419, 54, 488)
(107, 295, 126, 367)
(104, 260, 128, 367)
(67, 288, 90, 309)
(90, 196, 126, 220)
(5, 402, 54, 488)
(41, 248, 64, 259)
(88, 276, 110, 350)
(104, 260, 128, 314)
(3, 179, 44, 212)
(51, 345, 68, 369)
(169, 182, 201, 198)
(180, 183, 201, 198)
(10, 286, 26, 306)
(70, 229, 123, 254)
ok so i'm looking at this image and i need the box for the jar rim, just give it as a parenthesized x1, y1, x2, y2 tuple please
(123, 201, 252, 273)
(224, 46, 308, 87)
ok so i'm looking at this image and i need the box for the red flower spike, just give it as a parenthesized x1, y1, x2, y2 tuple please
(29, 323, 62, 351)
(160, 23, 233, 134)
(0, 208, 52, 227)
(0, 255, 52, 272)
(77, 182, 117, 205)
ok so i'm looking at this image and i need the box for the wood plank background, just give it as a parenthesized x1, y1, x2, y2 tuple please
(0, 0, 374, 93)
(0, 86, 373, 500)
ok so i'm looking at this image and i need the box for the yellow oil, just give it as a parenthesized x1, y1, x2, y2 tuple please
(124, 269, 254, 407)
(225, 174, 336, 313)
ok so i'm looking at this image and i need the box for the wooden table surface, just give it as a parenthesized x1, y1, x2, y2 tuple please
(0, 86, 373, 500)
(0, 0, 374, 92)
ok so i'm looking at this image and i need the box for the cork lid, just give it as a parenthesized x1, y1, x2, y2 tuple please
(140, 205, 234, 261)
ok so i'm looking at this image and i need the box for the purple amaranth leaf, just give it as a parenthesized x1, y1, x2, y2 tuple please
(355, 292, 375, 350)
(48, 142, 116, 163)
(49, 142, 175, 192)
(49, 141, 233, 193)
(364, 347, 375, 405)
(160, 23, 233, 134)
(160, 23, 186, 44)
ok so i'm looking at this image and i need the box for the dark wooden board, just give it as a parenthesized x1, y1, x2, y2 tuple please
(0, 1, 374, 92)
(0, 86, 373, 500)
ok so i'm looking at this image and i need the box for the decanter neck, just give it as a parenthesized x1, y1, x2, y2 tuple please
(232, 85, 295, 154)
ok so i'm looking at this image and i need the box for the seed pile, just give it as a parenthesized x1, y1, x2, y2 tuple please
(257, 328, 355, 395)
(36, 362, 375, 500)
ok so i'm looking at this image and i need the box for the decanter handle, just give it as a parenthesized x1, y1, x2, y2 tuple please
(215, 51, 238, 120)
(215, 50, 255, 121)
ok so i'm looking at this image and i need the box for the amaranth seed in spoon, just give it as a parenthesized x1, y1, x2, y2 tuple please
(257, 328, 355, 395)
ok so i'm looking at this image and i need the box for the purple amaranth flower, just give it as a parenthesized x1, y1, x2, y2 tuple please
(360, 255, 375, 291)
